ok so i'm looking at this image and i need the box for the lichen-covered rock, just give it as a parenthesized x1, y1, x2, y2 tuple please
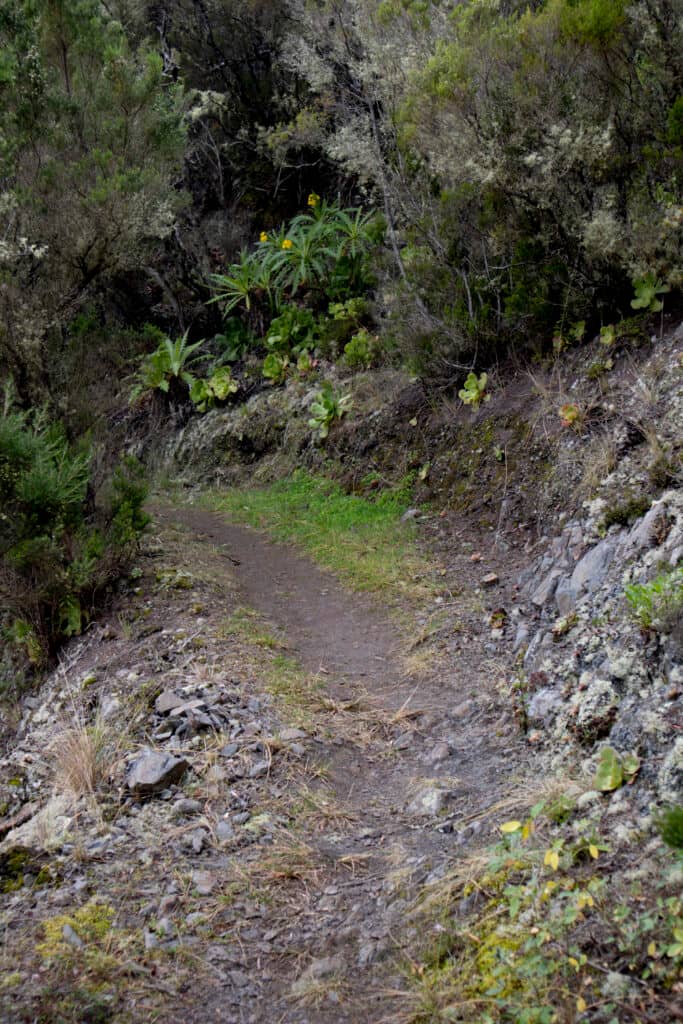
(527, 687, 563, 728)
(572, 676, 619, 743)
(657, 738, 683, 803)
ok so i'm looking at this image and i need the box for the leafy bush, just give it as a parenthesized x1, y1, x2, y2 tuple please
(265, 305, 318, 355)
(625, 566, 683, 633)
(210, 198, 383, 330)
(392, 0, 682, 367)
(130, 330, 206, 403)
(656, 806, 683, 852)
(308, 382, 353, 440)
(459, 371, 490, 409)
(189, 366, 239, 412)
(343, 328, 380, 369)
(0, 392, 149, 666)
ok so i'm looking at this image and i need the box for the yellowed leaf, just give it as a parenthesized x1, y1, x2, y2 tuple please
(588, 844, 599, 859)
(500, 820, 522, 833)
(648, 941, 657, 958)
(576, 996, 587, 1013)
(544, 849, 559, 871)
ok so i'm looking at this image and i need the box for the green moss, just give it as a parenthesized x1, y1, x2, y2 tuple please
(602, 495, 651, 530)
(1, 847, 31, 892)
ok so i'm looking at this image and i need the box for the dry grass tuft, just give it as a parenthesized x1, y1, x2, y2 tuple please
(49, 710, 123, 805)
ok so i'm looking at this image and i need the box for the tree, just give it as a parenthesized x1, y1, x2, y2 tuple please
(0, 0, 185, 401)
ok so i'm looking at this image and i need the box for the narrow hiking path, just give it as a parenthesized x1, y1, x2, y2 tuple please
(1, 496, 537, 1024)
(158, 502, 534, 1022)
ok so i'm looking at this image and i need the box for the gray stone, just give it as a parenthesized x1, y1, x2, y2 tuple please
(171, 798, 202, 818)
(570, 539, 614, 595)
(291, 955, 344, 995)
(127, 751, 189, 795)
(657, 738, 683, 803)
(513, 624, 530, 652)
(216, 820, 235, 842)
(191, 829, 207, 854)
(192, 869, 216, 896)
(555, 577, 577, 616)
(249, 760, 269, 779)
(423, 741, 452, 766)
(279, 727, 307, 741)
(154, 691, 184, 714)
(62, 923, 84, 949)
(407, 786, 448, 817)
(576, 790, 602, 809)
(574, 677, 619, 741)
(527, 687, 562, 728)
(531, 570, 561, 608)
(625, 503, 660, 554)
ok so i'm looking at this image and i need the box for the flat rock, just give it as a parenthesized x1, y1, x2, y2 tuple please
(291, 955, 344, 996)
(127, 751, 189, 795)
(531, 570, 561, 608)
(155, 691, 184, 714)
(570, 539, 614, 595)
(192, 869, 216, 896)
(407, 785, 448, 817)
(279, 727, 307, 741)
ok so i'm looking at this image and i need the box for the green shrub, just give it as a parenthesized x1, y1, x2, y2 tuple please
(342, 328, 380, 369)
(625, 566, 683, 633)
(189, 367, 239, 412)
(308, 382, 353, 440)
(210, 198, 383, 331)
(130, 330, 205, 402)
(265, 305, 317, 355)
(656, 806, 683, 852)
(0, 393, 149, 666)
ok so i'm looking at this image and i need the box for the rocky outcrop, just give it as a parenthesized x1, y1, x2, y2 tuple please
(514, 486, 682, 801)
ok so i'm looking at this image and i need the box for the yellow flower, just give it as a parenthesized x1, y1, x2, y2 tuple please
(282, 238, 293, 250)
(259, 231, 268, 242)
(307, 192, 320, 207)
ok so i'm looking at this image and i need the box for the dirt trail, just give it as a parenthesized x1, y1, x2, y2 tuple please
(159, 504, 532, 1023)
(1, 499, 532, 1024)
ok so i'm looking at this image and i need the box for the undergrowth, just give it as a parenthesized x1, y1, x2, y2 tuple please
(204, 470, 429, 599)
(404, 798, 683, 1024)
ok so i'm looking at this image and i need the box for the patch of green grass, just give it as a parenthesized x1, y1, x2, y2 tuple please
(222, 606, 285, 650)
(206, 470, 428, 599)
(265, 653, 323, 711)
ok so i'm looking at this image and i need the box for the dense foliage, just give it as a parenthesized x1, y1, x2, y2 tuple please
(0, 388, 149, 670)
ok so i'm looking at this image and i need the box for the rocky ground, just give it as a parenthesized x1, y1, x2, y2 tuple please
(1, 321, 681, 1023)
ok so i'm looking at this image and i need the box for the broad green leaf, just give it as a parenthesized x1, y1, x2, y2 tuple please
(594, 746, 623, 791)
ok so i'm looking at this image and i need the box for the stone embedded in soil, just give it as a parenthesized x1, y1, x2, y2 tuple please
(171, 798, 202, 817)
(407, 785, 449, 816)
(279, 727, 307, 741)
(126, 750, 189, 795)
(192, 869, 216, 895)
(291, 955, 345, 996)
(154, 691, 184, 714)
